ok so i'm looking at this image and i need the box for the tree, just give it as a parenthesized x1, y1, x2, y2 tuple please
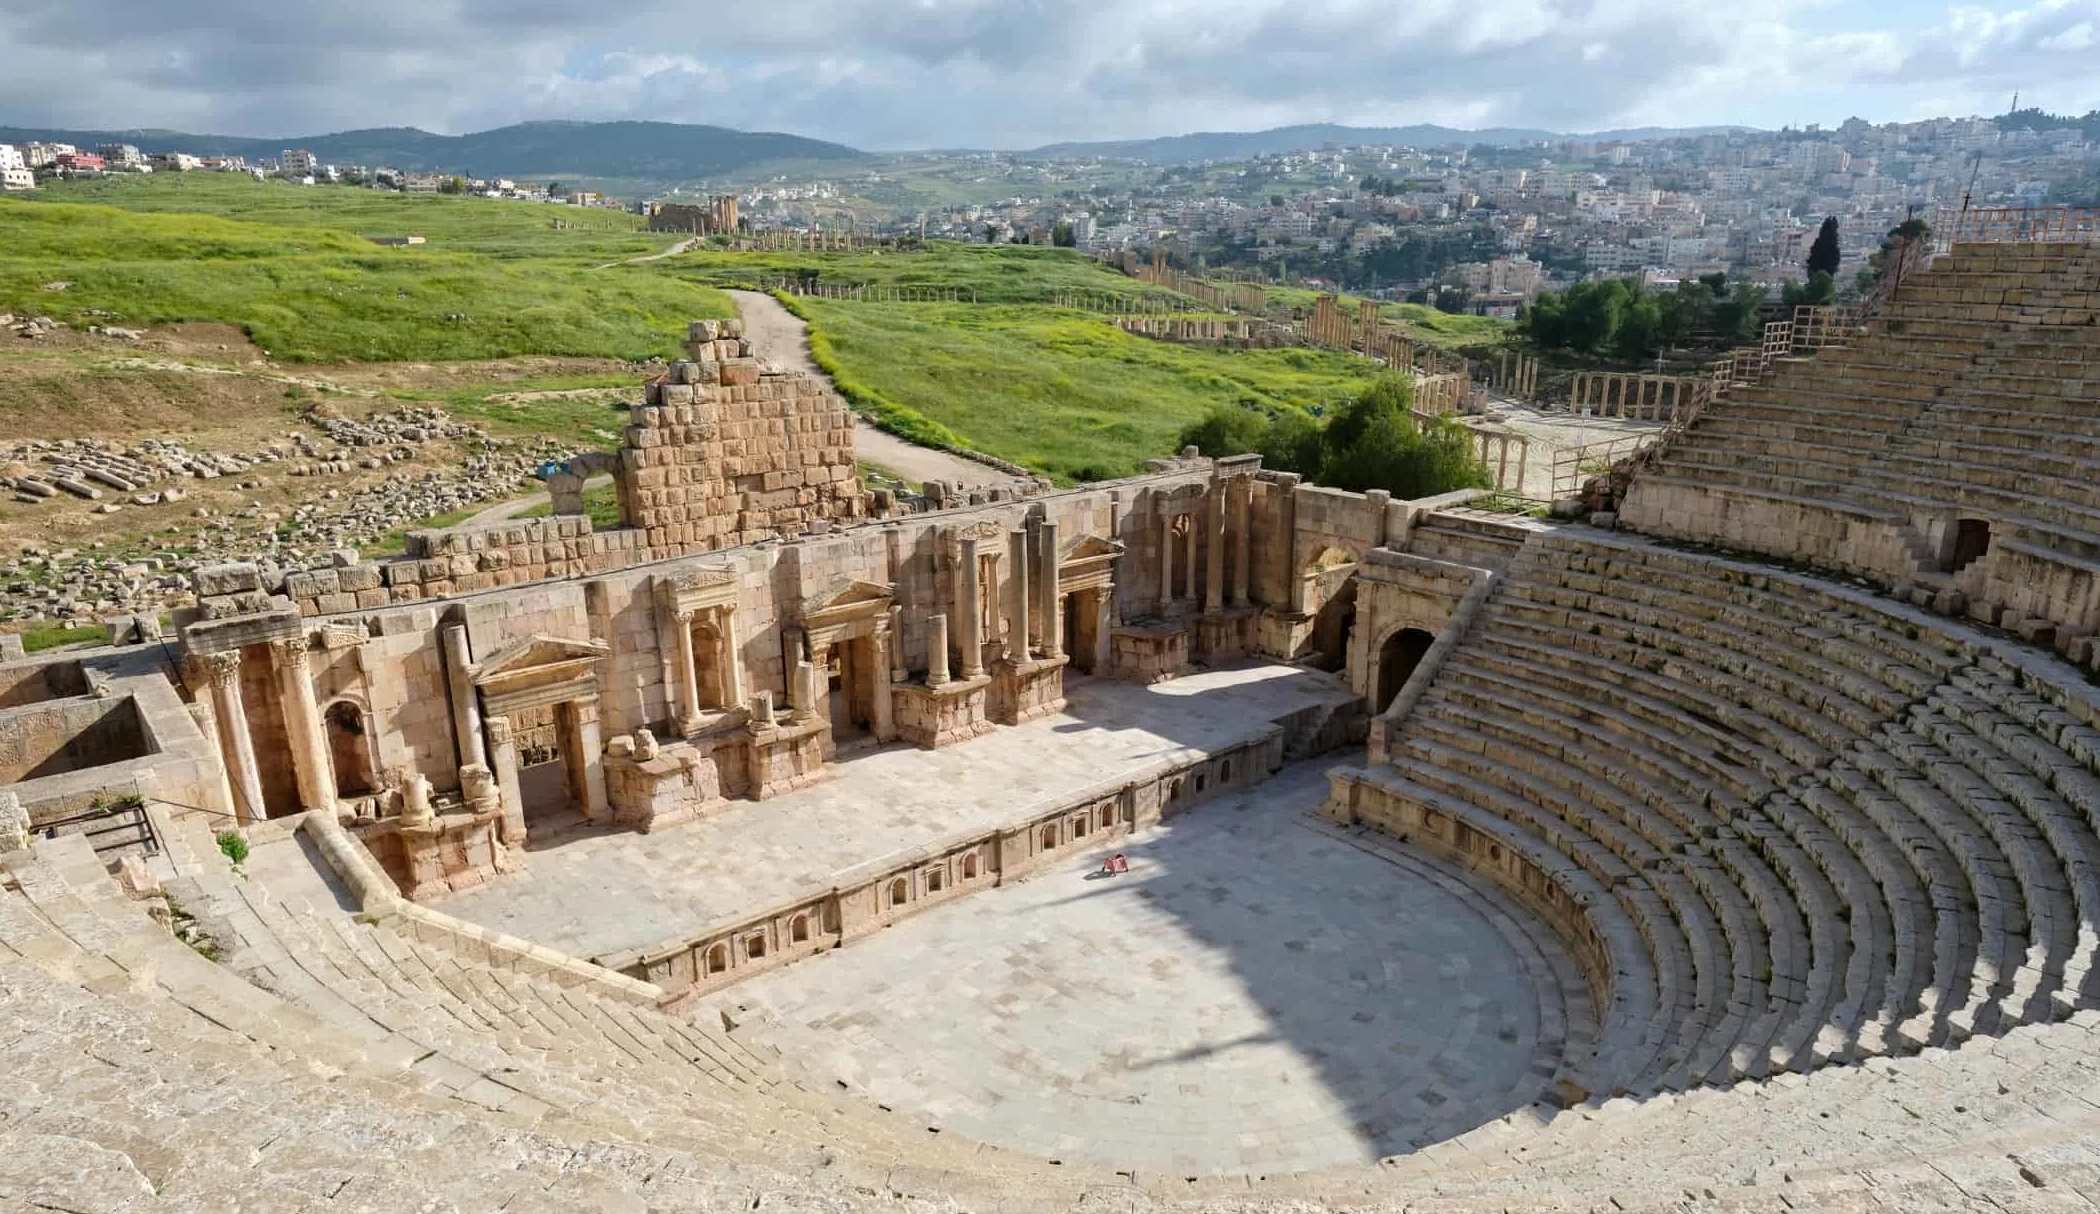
(439, 176, 466, 195)
(1051, 221, 1076, 247)
(547, 181, 564, 197)
(1806, 216, 1841, 279)
(983, 223, 1000, 244)
(1782, 271, 1836, 308)
(1433, 286, 1470, 314)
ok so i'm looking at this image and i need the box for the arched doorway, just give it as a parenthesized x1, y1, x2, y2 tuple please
(1375, 628, 1436, 714)
(323, 700, 377, 797)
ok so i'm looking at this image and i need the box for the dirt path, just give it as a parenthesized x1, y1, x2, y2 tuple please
(464, 474, 612, 526)
(725, 289, 1009, 488)
(595, 236, 701, 270)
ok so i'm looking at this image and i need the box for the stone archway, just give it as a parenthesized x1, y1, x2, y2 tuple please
(323, 698, 378, 797)
(1375, 628, 1436, 714)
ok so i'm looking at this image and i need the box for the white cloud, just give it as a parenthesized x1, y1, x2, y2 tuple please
(0, 0, 2094, 146)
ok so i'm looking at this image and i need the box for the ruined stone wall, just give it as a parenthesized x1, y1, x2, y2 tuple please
(619, 321, 864, 560)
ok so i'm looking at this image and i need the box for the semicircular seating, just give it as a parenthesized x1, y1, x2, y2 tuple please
(1341, 525, 2100, 1112)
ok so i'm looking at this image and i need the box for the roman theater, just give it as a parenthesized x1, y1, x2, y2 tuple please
(4, 221, 2100, 1212)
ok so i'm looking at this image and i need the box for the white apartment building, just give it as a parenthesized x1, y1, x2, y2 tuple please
(281, 148, 318, 176)
(23, 142, 74, 168)
(0, 145, 31, 191)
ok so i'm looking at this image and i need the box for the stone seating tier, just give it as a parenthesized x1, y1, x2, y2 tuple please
(1621, 241, 2100, 642)
(12, 586, 2100, 1209)
(1336, 531, 2100, 1116)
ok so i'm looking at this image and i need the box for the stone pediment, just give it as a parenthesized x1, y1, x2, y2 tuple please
(660, 565, 740, 612)
(942, 519, 1009, 564)
(471, 634, 609, 717)
(805, 580, 895, 629)
(1061, 534, 1124, 563)
(471, 634, 608, 689)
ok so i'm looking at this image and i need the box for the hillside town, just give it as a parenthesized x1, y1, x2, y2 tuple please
(8, 108, 2096, 314)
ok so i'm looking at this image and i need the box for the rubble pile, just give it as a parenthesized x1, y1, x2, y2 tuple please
(0, 407, 569, 624)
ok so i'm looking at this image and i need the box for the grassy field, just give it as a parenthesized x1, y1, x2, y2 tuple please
(2, 177, 732, 362)
(793, 299, 1387, 482)
(1263, 284, 1512, 351)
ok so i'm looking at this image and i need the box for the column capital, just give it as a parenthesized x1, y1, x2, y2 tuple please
(671, 607, 696, 624)
(191, 650, 244, 688)
(270, 636, 311, 665)
(485, 716, 514, 745)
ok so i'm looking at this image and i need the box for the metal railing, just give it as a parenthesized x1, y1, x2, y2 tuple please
(39, 797, 160, 859)
(1934, 204, 2100, 250)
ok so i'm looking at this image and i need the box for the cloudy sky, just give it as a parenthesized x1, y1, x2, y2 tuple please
(1, 0, 2096, 148)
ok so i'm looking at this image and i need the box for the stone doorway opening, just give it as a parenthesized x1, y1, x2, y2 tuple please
(826, 634, 882, 755)
(1310, 581, 1357, 673)
(1375, 628, 1436, 714)
(324, 699, 378, 798)
(1064, 588, 1104, 675)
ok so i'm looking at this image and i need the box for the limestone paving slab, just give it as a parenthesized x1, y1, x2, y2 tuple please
(712, 763, 1567, 1176)
(437, 662, 1354, 961)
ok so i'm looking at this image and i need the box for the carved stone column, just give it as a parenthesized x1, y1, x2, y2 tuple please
(1158, 507, 1174, 611)
(1226, 472, 1243, 604)
(956, 537, 985, 678)
(717, 606, 746, 708)
(1093, 588, 1113, 675)
(272, 637, 334, 817)
(569, 696, 610, 822)
(195, 650, 265, 825)
(926, 612, 951, 685)
(671, 609, 702, 728)
(1006, 528, 1031, 661)
(484, 715, 527, 852)
(441, 622, 486, 771)
(887, 605, 908, 682)
(1181, 511, 1199, 611)
(1039, 520, 1063, 659)
(1204, 477, 1226, 613)
(871, 630, 896, 742)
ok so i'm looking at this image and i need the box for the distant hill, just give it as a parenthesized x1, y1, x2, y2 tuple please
(1026, 122, 1752, 162)
(0, 120, 866, 181)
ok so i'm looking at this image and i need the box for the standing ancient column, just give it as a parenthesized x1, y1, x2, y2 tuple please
(926, 613, 951, 685)
(1158, 506, 1175, 611)
(887, 606, 908, 682)
(271, 637, 334, 817)
(1231, 478, 1253, 607)
(717, 606, 746, 708)
(1038, 520, 1062, 659)
(956, 537, 985, 678)
(1203, 478, 1226, 613)
(195, 650, 266, 825)
(441, 622, 486, 771)
(671, 609, 702, 725)
(1006, 528, 1032, 661)
(484, 716, 527, 852)
(569, 697, 610, 821)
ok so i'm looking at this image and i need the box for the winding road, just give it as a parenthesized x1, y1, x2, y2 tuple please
(725, 289, 1010, 488)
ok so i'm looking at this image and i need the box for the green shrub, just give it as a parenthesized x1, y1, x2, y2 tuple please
(215, 830, 249, 867)
(1176, 372, 1491, 499)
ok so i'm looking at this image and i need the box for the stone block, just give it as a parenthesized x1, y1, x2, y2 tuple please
(337, 564, 383, 593)
(193, 562, 262, 596)
(316, 592, 358, 615)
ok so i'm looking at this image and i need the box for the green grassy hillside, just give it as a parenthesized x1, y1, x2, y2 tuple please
(3, 177, 730, 362)
(790, 298, 1384, 482)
